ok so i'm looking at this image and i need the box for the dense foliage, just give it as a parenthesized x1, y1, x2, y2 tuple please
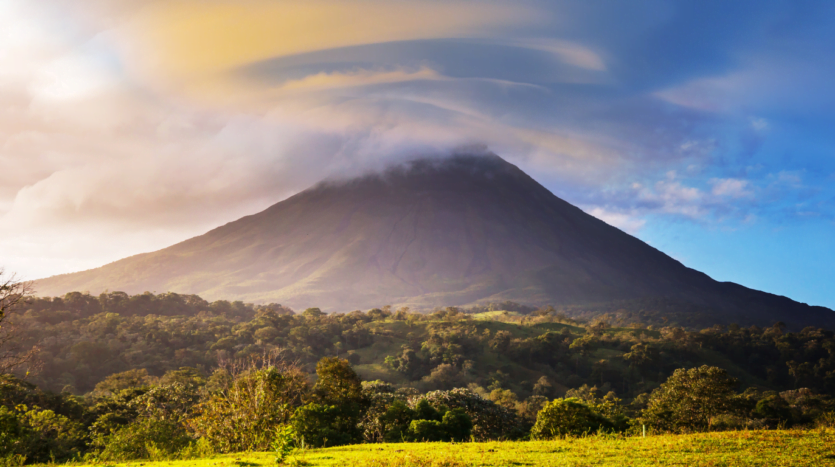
(3, 291, 835, 463)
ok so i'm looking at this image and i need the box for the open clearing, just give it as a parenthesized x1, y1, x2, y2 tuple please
(77, 430, 835, 467)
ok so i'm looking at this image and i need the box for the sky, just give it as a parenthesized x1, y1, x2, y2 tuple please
(1, 0, 834, 308)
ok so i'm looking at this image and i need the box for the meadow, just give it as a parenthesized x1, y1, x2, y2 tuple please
(71, 430, 835, 467)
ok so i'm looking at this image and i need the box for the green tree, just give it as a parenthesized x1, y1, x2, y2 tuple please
(530, 398, 611, 439)
(623, 343, 658, 372)
(291, 403, 352, 448)
(297, 357, 368, 446)
(189, 358, 309, 452)
(639, 365, 739, 432)
(93, 369, 153, 396)
(405, 408, 472, 442)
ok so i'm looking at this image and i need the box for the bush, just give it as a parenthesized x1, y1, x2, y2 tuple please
(92, 418, 192, 462)
(405, 409, 472, 442)
(754, 394, 793, 426)
(439, 408, 473, 441)
(0, 407, 24, 458)
(0, 405, 86, 463)
(531, 398, 611, 439)
(291, 403, 353, 448)
(407, 419, 447, 442)
(188, 361, 309, 452)
(411, 388, 521, 440)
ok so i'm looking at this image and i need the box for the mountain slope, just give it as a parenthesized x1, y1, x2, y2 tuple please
(34, 154, 834, 326)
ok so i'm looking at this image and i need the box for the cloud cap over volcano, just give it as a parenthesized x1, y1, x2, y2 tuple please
(3, 1, 835, 308)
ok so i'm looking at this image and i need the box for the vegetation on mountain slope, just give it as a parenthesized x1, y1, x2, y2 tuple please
(10, 291, 835, 398)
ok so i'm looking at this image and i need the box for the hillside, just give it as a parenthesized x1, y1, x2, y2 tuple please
(34, 153, 834, 327)
(17, 292, 834, 397)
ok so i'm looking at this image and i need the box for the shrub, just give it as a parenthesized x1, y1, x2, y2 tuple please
(0, 407, 24, 458)
(407, 419, 447, 442)
(531, 398, 611, 439)
(405, 409, 472, 442)
(292, 403, 353, 448)
(359, 383, 412, 443)
(411, 388, 522, 440)
(754, 394, 793, 426)
(188, 359, 309, 452)
(271, 425, 297, 464)
(0, 405, 86, 463)
(439, 408, 473, 441)
(379, 400, 417, 442)
(93, 418, 192, 461)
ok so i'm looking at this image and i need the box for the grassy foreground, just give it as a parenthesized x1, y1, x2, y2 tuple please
(82, 430, 835, 467)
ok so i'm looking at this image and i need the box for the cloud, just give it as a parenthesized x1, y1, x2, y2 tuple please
(586, 207, 646, 234)
(499, 38, 606, 71)
(120, 0, 544, 93)
(2, 0, 835, 286)
(274, 67, 444, 93)
(710, 178, 753, 198)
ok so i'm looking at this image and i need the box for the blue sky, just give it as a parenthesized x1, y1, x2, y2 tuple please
(0, 0, 833, 307)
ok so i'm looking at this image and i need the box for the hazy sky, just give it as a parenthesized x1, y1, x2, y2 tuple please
(2, 0, 835, 308)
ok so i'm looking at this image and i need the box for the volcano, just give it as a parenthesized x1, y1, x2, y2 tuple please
(34, 153, 833, 326)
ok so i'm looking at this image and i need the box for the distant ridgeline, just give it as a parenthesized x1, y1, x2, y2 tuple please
(14, 290, 835, 401)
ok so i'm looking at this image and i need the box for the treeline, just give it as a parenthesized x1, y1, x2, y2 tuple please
(23, 291, 291, 322)
(11, 292, 835, 399)
(4, 291, 835, 463)
(2, 356, 835, 464)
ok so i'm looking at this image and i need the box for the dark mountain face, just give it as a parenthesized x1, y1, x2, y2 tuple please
(35, 154, 833, 326)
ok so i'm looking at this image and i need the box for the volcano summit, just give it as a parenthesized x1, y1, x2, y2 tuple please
(35, 154, 833, 326)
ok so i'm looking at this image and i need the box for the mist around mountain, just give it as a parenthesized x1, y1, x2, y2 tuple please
(34, 153, 834, 327)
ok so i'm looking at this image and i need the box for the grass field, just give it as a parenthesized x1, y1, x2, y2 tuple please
(79, 430, 835, 467)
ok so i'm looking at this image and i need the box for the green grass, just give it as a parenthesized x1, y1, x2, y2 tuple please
(76, 430, 835, 467)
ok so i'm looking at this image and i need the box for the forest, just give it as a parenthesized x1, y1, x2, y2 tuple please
(3, 289, 835, 464)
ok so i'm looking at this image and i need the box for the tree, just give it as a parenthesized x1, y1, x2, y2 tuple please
(0, 270, 35, 375)
(639, 365, 738, 432)
(489, 388, 519, 411)
(413, 388, 521, 440)
(93, 369, 153, 396)
(189, 354, 309, 452)
(296, 357, 367, 446)
(292, 403, 353, 448)
(533, 376, 554, 398)
(623, 343, 658, 372)
(313, 357, 365, 407)
(530, 398, 611, 439)
(488, 331, 512, 354)
(406, 408, 472, 442)
(569, 335, 596, 357)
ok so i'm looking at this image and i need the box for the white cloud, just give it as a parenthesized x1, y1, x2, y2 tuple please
(750, 117, 768, 131)
(710, 178, 752, 198)
(586, 207, 646, 234)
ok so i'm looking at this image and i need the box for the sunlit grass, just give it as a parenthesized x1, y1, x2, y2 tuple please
(71, 429, 835, 467)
